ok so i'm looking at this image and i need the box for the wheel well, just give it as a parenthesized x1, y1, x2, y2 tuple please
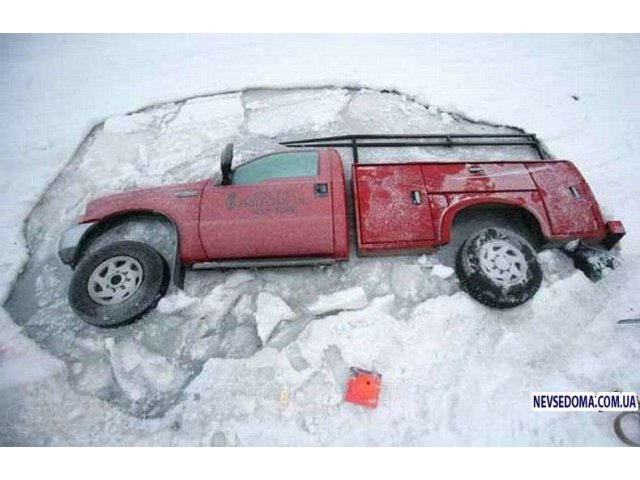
(450, 204, 545, 250)
(76, 212, 183, 288)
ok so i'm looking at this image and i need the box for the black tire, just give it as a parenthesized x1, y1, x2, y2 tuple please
(613, 411, 640, 447)
(456, 227, 542, 309)
(69, 241, 169, 327)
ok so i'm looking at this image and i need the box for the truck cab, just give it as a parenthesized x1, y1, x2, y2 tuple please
(196, 148, 349, 265)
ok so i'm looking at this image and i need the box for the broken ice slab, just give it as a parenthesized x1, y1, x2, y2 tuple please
(156, 291, 198, 314)
(323, 344, 350, 389)
(267, 317, 313, 350)
(105, 338, 191, 417)
(306, 287, 368, 316)
(430, 264, 454, 279)
(255, 292, 296, 344)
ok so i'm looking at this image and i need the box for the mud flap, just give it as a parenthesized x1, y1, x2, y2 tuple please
(563, 240, 620, 282)
(171, 256, 185, 290)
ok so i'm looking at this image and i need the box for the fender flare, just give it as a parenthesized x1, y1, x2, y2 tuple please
(439, 198, 551, 245)
(67, 211, 185, 288)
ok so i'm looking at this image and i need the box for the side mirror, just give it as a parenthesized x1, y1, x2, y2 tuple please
(220, 143, 234, 186)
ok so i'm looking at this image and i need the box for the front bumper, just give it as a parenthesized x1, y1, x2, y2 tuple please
(58, 222, 96, 266)
(603, 220, 625, 250)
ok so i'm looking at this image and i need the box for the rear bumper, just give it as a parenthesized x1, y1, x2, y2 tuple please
(602, 220, 625, 250)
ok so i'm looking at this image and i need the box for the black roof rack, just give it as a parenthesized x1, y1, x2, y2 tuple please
(281, 133, 546, 163)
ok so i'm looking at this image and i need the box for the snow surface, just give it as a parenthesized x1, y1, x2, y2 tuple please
(1, 35, 639, 446)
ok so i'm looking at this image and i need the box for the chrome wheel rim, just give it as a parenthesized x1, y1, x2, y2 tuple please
(88, 255, 144, 305)
(479, 239, 527, 287)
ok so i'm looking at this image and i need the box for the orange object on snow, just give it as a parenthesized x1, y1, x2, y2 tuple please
(345, 367, 382, 408)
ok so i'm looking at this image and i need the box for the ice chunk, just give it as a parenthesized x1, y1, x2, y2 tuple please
(194, 283, 247, 338)
(103, 114, 147, 134)
(103, 113, 153, 134)
(73, 356, 114, 395)
(391, 264, 424, 301)
(286, 343, 310, 372)
(218, 324, 262, 359)
(106, 338, 189, 402)
(268, 317, 312, 350)
(245, 89, 348, 136)
(209, 431, 228, 447)
(255, 293, 296, 344)
(189, 336, 222, 363)
(440, 112, 454, 125)
(224, 271, 255, 288)
(103, 103, 179, 134)
(537, 249, 575, 283)
(231, 294, 255, 324)
(430, 264, 455, 279)
(323, 344, 350, 389)
(189, 323, 260, 362)
(344, 89, 438, 135)
(307, 287, 368, 315)
(157, 291, 198, 314)
(34, 264, 61, 308)
(417, 254, 436, 267)
(186, 293, 263, 359)
(294, 371, 342, 411)
(168, 94, 244, 139)
(0, 321, 66, 389)
(369, 294, 396, 314)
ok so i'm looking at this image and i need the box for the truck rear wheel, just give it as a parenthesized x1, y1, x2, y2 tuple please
(69, 241, 169, 327)
(456, 227, 542, 308)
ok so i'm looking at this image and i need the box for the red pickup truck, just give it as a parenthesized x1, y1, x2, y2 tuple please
(58, 134, 625, 327)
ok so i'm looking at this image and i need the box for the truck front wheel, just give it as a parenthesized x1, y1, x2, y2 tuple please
(68, 241, 169, 327)
(456, 227, 542, 308)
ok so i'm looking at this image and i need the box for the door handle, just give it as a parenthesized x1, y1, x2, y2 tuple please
(175, 190, 199, 198)
(314, 183, 329, 197)
(410, 190, 423, 205)
(568, 185, 581, 199)
(468, 165, 485, 175)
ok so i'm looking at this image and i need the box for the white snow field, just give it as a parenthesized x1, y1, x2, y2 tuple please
(1, 35, 639, 446)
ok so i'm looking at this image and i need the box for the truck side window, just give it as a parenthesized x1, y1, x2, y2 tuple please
(232, 151, 318, 185)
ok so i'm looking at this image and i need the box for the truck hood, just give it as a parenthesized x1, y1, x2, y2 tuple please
(80, 180, 208, 223)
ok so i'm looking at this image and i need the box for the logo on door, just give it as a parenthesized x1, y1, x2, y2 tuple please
(226, 191, 308, 216)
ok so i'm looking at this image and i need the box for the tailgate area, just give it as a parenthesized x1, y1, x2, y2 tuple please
(527, 161, 604, 235)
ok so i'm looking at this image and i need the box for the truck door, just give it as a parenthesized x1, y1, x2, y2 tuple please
(354, 164, 435, 245)
(199, 151, 335, 259)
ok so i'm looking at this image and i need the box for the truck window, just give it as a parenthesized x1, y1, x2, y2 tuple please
(232, 151, 318, 185)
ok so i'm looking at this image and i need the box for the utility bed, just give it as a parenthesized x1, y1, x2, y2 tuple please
(352, 160, 617, 255)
